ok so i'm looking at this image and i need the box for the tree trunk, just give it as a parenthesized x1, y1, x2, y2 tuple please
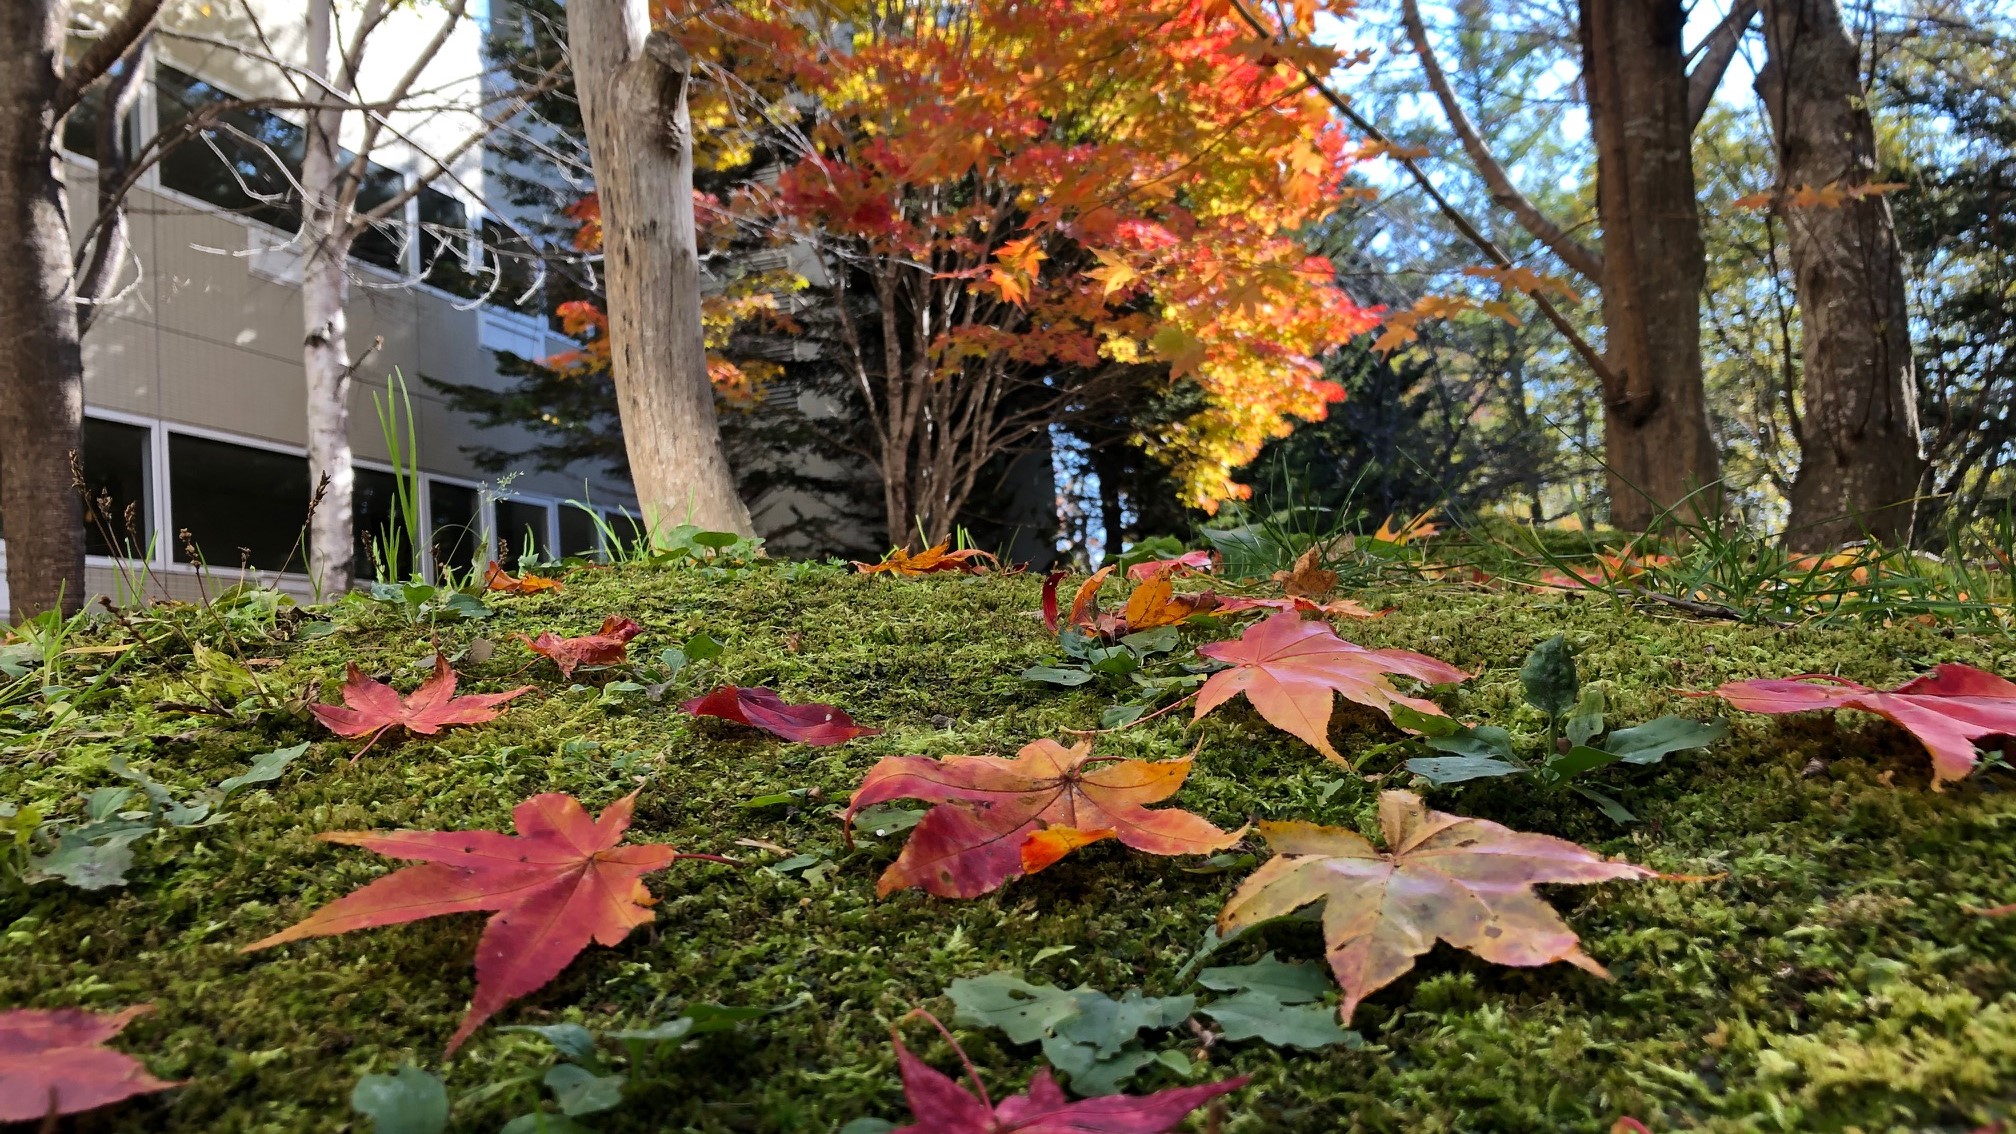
(568, 0, 753, 538)
(1580, 0, 1721, 531)
(297, 0, 358, 593)
(0, 0, 87, 622)
(1758, 0, 1925, 548)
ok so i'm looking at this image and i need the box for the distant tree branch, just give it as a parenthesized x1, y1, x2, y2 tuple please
(1688, 0, 1761, 127)
(1224, 0, 1621, 397)
(1399, 0, 1606, 281)
(56, 0, 165, 119)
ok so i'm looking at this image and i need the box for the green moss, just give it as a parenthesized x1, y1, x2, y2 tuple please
(4, 566, 2015, 1132)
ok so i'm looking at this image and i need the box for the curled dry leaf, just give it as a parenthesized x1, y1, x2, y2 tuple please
(845, 738, 1242, 898)
(483, 562, 564, 594)
(683, 685, 881, 745)
(1272, 547, 1337, 599)
(1047, 566, 1217, 637)
(517, 616, 644, 678)
(1219, 791, 1663, 1022)
(888, 1030, 1246, 1133)
(855, 542, 999, 576)
(1195, 613, 1468, 763)
(1704, 663, 2016, 789)
(309, 654, 530, 758)
(243, 792, 722, 1054)
(0, 1005, 180, 1122)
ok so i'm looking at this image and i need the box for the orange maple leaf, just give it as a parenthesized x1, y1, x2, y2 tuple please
(844, 739, 1243, 898)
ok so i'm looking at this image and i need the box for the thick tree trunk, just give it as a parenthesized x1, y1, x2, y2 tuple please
(300, 0, 357, 594)
(1580, 0, 1721, 530)
(1758, 0, 1925, 548)
(0, 0, 87, 622)
(568, 0, 753, 538)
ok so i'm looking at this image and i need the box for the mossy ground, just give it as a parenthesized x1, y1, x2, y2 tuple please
(4, 562, 2015, 1133)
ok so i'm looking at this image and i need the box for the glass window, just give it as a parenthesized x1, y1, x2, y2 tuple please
(349, 156, 408, 271)
(494, 500, 551, 569)
(81, 418, 152, 559)
(419, 186, 483, 297)
(428, 480, 482, 583)
(354, 468, 418, 581)
(156, 65, 306, 233)
(168, 434, 309, 572)
(603, 508, 645, 555)
(558, 504, 600, 558)
(480, 218, 544, 313)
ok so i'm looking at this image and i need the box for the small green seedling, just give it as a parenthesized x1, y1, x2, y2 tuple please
(1402, 635, 1726, 823)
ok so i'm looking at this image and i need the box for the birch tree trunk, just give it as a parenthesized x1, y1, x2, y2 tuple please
(568, 0, 753, 538)
(1580, 0, 1722, 530)
(300, 0, 358, 593)
(1758, 0, 1925, 548)
(0, 0, 87, 622)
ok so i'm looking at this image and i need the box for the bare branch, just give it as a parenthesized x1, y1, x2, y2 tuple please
(56, 0, 165, 119)
(1224, 0, 1621, 398)
(1400, 0, 1605, 281)
(1688, 0, 1761, 128)
(76, 29, 155, 334)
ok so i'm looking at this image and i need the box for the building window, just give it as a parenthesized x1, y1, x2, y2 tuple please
(428, 480, 482, 582)
(558, 504, 600, 558)
(349, 157, 408, 272)
(156, 65, 307, 234)
(353, 468, 418, 581)
(81, 418, 153, 559)
(168, 433, 309, 572)
(494, 499, 551, 569)
(419, 186, 483, 297)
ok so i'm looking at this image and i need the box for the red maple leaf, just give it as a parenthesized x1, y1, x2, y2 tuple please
(845, 739, 1241, 899)
(243, 792, 727, 1054)
(1703, 663, 2016, 789)
(888, 1029, 1246, 1133)
(0, 1005, 180, 1122)
(1125, 549, 1214, 582)
(683, 685, 881, 746)
(1194, 613, 1469, 764)
(517, 616, 644, 678)
(310, 654, 531, 758)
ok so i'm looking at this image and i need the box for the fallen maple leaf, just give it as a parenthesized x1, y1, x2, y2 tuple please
(1047, 566, 1215, 637)
(683, 685, 881, 745)
(1372, 509, 1440, 545)
(243, 792, 724, 1054)
(1704, 663, 2016, 789)
(845, 738, 1242, 898)
(484, 562, 564, 594)
(0, 1005, 180, 1122)
(517, 616, 643, 678)
(1195, 614, 1469, 763)
(1219, 791, 1660, 1022)
(891, 1038, 1243, 1131)
(887, 1017, 1246, 1132)
(1214, 595, 1383, 621)
(1273, 547, 1337, 598)
(1126, 550, 1214, 582)
(855, 542, 998, 576)
(310, 654, 531, 759)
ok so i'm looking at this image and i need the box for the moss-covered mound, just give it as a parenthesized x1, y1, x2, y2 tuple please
(4, 562, 2015, 1133)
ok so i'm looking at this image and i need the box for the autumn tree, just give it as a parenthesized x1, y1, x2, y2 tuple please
(707, 0, 1377, 545)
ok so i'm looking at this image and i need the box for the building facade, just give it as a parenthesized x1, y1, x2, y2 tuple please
(0, 4, 642, 615)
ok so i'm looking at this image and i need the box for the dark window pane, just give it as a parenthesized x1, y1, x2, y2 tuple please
(419, 186, 482, 297)
(603, 508, 645, 555)
(354, 468, 418, 581)
(428, 480, 481, 583)
(350, 157, 407, 271)
(558, 504, 600, 558)
(82, 418, 152, 559)
(494, 500, 551, 569)
(479, 219, 544, 313)
(169, 434, 309, 572)
(156, 66, 305, 232)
